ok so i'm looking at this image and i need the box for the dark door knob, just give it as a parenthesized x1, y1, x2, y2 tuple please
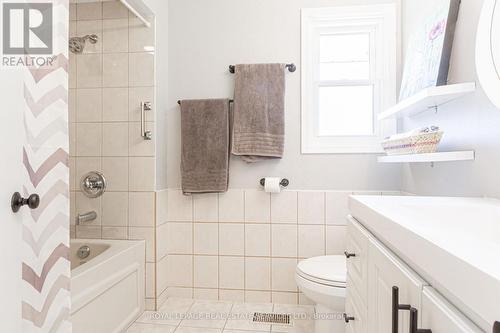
(11, 192, 40, 213)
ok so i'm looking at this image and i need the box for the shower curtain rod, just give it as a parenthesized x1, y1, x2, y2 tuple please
(229, 63, 297, 73)
(177, 100, 234, 105)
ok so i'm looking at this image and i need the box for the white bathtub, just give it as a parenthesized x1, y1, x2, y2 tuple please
(70, 239, 145, 333)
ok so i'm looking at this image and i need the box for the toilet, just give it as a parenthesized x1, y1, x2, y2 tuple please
(296, 255, 347, 333)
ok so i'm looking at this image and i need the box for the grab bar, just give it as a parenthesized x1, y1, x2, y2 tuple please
(141, 101, 152, 140)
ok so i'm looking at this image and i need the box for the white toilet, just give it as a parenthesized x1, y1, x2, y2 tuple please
(296, 255, 347, 333)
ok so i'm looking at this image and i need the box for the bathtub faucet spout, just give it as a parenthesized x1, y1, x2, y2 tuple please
(77, 211, 97, 225)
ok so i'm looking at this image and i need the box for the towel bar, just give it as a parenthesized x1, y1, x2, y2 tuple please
(229, 63, 296, 74)
(177, 100, 234, 105)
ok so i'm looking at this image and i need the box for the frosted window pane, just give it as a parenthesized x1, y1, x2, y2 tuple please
(320, 33, 370, 81)
(318, 86, 374, 136)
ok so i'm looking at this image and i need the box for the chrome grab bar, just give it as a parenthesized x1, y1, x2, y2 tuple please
(141, 101, 152, 140)
(76, 211, 97, 225)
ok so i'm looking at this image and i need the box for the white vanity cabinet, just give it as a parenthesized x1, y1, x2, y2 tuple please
(345, 217, 484, 333)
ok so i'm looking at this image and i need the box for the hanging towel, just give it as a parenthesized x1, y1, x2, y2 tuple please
(181, 99, 230, 194)
(232, 63, 285, 162)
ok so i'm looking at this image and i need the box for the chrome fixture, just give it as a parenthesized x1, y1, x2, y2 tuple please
(229, 63, 297, 73)
(141, 101, 152, 140)
(11, 192, 40, 213)
(69, 34, 98, 54)
(80, 171, 106, 198)
(259, 178, 289, 188)
(76, 211, 97, 225)
(77, 245, 91, 259)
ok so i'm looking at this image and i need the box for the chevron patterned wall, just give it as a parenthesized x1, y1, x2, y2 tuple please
(21, 1, 71, 332)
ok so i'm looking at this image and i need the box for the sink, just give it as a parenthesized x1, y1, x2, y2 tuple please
(349, 195, 500, 332)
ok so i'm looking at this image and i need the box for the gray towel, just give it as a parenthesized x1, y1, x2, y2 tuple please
(181, 99, 230, 194)
(231, 63, 285, 162)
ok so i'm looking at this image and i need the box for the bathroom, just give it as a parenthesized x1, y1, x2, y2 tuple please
(0, 0, 499, 332)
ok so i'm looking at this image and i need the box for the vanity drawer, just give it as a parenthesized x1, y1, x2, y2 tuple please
(346, 216, 370, 303)
(420, 287, 484, 333)
(345, 276, 367, 333)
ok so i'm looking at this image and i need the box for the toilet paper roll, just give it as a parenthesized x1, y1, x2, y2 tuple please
(264, 177, 281, 193)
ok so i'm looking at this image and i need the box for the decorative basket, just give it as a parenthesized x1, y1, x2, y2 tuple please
(381, 131, 443, 156)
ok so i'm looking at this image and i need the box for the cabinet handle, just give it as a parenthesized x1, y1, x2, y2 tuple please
(392, 286, 411, 333)
(410, 308, 432, 333)
(344, 251, 356, 258)
(343, 313, 355, 323)
(494, 322, 500, 333)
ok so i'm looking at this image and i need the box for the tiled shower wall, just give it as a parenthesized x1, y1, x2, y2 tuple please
(68, 0, 157, 308)
(155, 189, 400, 306)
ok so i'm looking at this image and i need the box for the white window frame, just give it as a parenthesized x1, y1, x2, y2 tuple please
(301, 5, 397, 154)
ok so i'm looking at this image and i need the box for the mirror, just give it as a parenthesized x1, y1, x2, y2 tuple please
(476, 0, 500, 108)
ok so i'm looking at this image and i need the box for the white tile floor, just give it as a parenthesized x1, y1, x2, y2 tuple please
(127, 298, 316, 333)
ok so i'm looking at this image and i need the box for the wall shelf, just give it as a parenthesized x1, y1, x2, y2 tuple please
(378, 83, 476, 120)
(377, 151, 475, 163)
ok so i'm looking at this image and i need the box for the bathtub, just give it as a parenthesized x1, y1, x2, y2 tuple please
(70, 239, 145, 333)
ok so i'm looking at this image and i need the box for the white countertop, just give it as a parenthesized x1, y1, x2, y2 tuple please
(349, 195, 500, 331)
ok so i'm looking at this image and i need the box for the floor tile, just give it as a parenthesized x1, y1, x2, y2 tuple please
(136, 298, 194, 326)
(126, 322, 176, 333)
(175, 327, 222, 333)
(179, 300, 233, 329)
(225, 302, 274, 331)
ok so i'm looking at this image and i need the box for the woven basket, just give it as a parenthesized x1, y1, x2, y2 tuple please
(381, 131, 443, 156)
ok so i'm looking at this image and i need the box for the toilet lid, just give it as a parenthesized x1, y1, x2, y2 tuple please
(297, 255, 347, 287)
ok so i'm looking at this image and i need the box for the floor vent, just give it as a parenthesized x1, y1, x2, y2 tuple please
(252, 312, 292, 325)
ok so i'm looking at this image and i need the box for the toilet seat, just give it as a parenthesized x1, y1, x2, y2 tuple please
(296, 255, 347, 288)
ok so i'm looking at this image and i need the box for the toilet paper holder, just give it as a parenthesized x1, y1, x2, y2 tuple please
(260, 178, 290, 188)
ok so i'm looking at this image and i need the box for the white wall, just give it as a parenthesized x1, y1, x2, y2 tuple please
(166, 0, 402, 190)
(400, 0, 500, 197)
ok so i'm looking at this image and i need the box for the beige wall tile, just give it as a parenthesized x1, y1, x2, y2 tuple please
(76, 192, 101, 225)
(75, 225, 101, 239)
(245, 258, 270, 291)
(102, 122, 129, 156)
(326, 225, 347, 255)
(156, 256, 169, 296)
(77, 54, 102, 88)
(69, 89, 76, 123)
(298, 225, 325, 258)
(218, 190, 244, 223)
(219, 224, 244, 256)
(219, 257, 244, 290)
(245, 224, 270, 257)
(129, 122, 155, 156)
(166, 255, 193, 288)
(193, 193, 218, 222)
(103, 19, 128, 53)
(245, 291, 271, 304)
(75, 157, 101, 183)
(76, 123, 102, 156)
(194, 223, 218, 255)
(129, 192, 155, 227)
(219, 290, 245, 302)
(129, 227, 155, 262)
(101, 157, 128, 191)
(194, 256, 218, 289)
(69, 3, 76, 21)
(129, 52, 155, 86)
(166, 222, 192, 255)
(69, 123, 76, 156)
(193, 288, 218, 301)
(76, 88, 102, 123)
(156, 190, 168, 225)
(272, 292, 298, 305)
(298, 192, 325, 225)
(69, 53, 77, 89)
(271, 258, 298, 292)
(129, 17, 155, 52)
(244, 190, 270, 223)
(102, 88, 128, 121)
(103, 53, 128, 87)
(271, 191, 297, 223)
(326, 191, 351, 225)
(76, 20, 102, 53)
(76, 2, 102, 20)
(129, 87, 155, 121)
(101, 192, 128, 226)
(271, 225, 297, 258)
(156, 223, 168, 259)
(103, 0, 129, 19)
(129, 157, 155, 191)
(167, 189, 192, 222)
(102, 226, 127, 239)
(145, 263, 155, 298)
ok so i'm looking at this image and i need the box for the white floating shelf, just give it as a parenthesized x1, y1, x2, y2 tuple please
(378, 83, 476, 120)
(378, 151, 475, 163)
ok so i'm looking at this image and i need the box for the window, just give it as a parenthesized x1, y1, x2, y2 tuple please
(301, 5, 397, 153)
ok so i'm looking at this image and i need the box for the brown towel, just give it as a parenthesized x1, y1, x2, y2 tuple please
(181, 99, 230, 194)
(231, 63, 285, 162)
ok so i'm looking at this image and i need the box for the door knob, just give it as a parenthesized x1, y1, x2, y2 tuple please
(11, 192, 40, 213)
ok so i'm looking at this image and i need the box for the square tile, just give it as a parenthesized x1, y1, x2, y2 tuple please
(129, 227, 155, 262)
(76, 20, 102, 53)
(226, 302, 273, 331)
(129, 87, 155, 121)
(175, 327, 221, 333)
(156, 190, 168, 225)
(76, 2, 102, 20)
(69, 123, 76, 156)
(129, 122, 155, 156)
(102, 122, 129, 156)
(166, 223, 192, 255)
(76, 192, 101, 225)
(145, 263, 155, 298)
(245, 257, 270, 291)
(102, 88, 128, 122)
(326, 192, 351, 225)
(193, 288, 219, 301)
(103, 19, 129, 53)
(272, 258, 298, 292)
(193, 193, 218, 222)
(194, 256, 218, 288)
(69, 3, 76, 21)
(194, 223, 218, 255)
(127, 322, 176, 333)
(103, 53, 128, 87)
(245, 291, 271, 303)
(101, 192, 128, 226)
(129, 52, 155, 86)
(103, 0, 129, 19)
(219, 257, 244, 289)
(298, 225, 325, 258)
(68, 89, 76, 123)
(167, 189, 192, 222)
(76, 88, 102, 122)
(326, 226, 347, 255)
(77, 54, 102, 88)
(219, 290, 245, 302)
(271, 191, 298, 223)
(156, 223, 168, 258)
(219, 224, 244, 256)
(75, 225, 101, 239)
(129, 157, 155, 191)
(298, 192, 325, 225)
(180, 300, 232, 329)
(101, 157, 128, 191)
(272, 292, 298, 305)
(271, 225, 297, 258)
(102, 226, 127, 239)
(76, 123, 102, 156)
(166, 255, 193, 288)
(75, 157, 101, 184)
(245, 224, 270, 257)
(129, 192, 155, 227)
(69, 53, 77, 89)
(129, 17, 155, 52)
(218, 190, 244, 222)
(244, 190, 270, 223)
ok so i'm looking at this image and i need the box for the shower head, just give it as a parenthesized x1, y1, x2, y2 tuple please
(69, 34, 98, 54)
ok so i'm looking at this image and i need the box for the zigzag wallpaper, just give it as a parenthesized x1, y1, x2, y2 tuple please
(21, 1, 71, 332)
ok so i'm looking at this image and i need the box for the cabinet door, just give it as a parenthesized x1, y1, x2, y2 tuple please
(368, 238, 427, 333)
(420, 287, 484, 333)
(346, 216, 370, 304)
(345, 284, 367, 333)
